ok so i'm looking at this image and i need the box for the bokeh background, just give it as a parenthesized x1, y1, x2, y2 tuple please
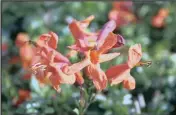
(2, 1, 176, 115)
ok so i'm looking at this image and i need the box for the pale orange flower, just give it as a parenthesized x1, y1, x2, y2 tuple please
(106, 44, 142, 90)
(15, 33, 30, 48)
(15, 33, 34, 69)
(68, 15, 125, 53)
(68, 16, 127, 91)
(152, 15, 165, 28)
(24, 32, 89, 92)
(151, 8, 169, 28)
(109, 2, 136, 29)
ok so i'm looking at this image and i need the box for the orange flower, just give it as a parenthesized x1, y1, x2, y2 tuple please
(109, 2, 136, 29)
(158, 8, 169, 18)
(15, 32, 34, 69)
(151, 8, 169, 28)
(15, 33, 30, 48)
(109, 10, 136, 29)
(68, 16, 126, 91)
(106, 44, 142, 90)
(113, 1, 133, 12)
(23, 32, 89, 92)
(13, 89, 31, 107)
(19, 43, 34, 69)
(152, 15, 165, 28)
(68, 15, 125, 53)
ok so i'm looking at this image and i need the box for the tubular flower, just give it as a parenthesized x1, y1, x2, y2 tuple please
(84, 33, 120, 91)
(106, 44, 142, 90)
(152, 8, 169, 28)
(15, 32, 30, 48)
(68, 15, 125, 53)
(15, 33, 34, 69)
(68, 16, 126, 91)
(109, 2, 136, 29)
(22, 32, 88, 92)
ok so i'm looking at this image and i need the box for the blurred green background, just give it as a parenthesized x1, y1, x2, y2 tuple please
(2, 1, 176, 115)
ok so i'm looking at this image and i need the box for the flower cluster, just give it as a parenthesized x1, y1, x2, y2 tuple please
(109, 1, 136, 29)
(17, 15, 142, 92)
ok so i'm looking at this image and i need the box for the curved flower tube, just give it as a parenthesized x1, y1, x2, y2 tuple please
(68, 16, 127, 91)
(23, 32, 89, 92)
(68, 15, 125, 53)
(106, 44, 142, 90)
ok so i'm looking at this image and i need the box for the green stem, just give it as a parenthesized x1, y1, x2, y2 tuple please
(78, 86, 96, 115)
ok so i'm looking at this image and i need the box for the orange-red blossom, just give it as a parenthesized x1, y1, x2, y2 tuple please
(152, 8, 169, 28)
(17, 32, 88, 92)
(109, 1, 136, 29)
(68, 15, 127, 91)
(106, 44, 142, 90)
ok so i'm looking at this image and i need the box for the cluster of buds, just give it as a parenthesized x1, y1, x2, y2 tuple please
(16, 15, 143, 92)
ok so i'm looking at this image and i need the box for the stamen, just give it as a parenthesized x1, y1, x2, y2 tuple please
(29, 62, 47, 74)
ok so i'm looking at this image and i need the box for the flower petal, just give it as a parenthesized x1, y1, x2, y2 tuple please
(96, 20, 116, 49)
(123, 75, 136, 90)
(86, 64, 107, 91)
(112, 34, 126, 48)
(99, 53, 120, 63)
(106, 63, 130, 85)
(40, 45, 70, 63)
(98, 32, 118, 53)
(20, 43, 34, 62)
(69, 19, 98, 51)
(79, 15, 95, 29)
(127, 44, 142, 68)
(49, 74, 61, 92)
(63, 58, 91, 75)
(49, 63, 76, 84)
(15, 33, 30, 48)
(39, 32, 59, 49)
(75, 72, 84, 85)
(48, 31, 59, 49)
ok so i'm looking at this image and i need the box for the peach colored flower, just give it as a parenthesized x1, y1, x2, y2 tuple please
(68, 16, 126, 91)
(84, 36, 120, 91)
(151, 8, 169, 28)
(15, 33, 30, 48)
(73, 32, 120, 91)
(152, 15, 165, 28)
(106, 44, 142, 90)
(15, 33, 34, 69)
(113, 1, 133, 12)
(158, 8, 169, 18)
(19, 43, 34, 69)
(68, 16, 125, 52)
(27, 32, 89, 92)
(109, 2, 136, 29)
